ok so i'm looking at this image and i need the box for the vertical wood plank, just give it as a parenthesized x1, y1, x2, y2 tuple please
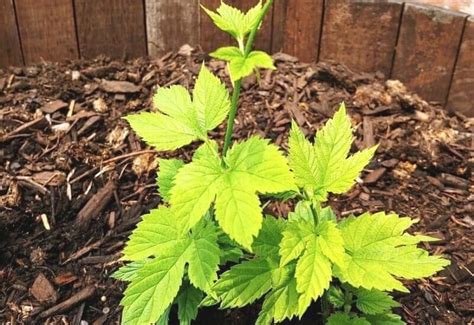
(146, 0, 199, 56)
(271, 0, 324, 62)
(447, 16, 474, 117)
(75, 0, 146, 59)
(0, 0, 23, 67)
(319, 0, 402, 77)
(391, 3, 466, 104)
(200, 0, 233, 52)
(15, 0, 78, 64)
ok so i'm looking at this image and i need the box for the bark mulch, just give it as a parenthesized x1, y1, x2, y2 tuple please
(0, 48, 472, 324)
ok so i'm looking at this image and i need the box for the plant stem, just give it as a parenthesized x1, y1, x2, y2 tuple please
(221, 0, 274, 159)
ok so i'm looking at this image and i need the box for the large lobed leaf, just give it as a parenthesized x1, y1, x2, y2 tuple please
(288, 103, 377, 201)
(125, 66, 230, 151)
(336, 212, 450, 292)
(170, 136, 295, 249)
(120, 208, 220, 324)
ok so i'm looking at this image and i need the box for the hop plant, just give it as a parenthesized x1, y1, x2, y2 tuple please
(115, 1, 449, 324)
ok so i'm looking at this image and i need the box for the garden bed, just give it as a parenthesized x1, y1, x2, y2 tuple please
(0, 49, 472, 324)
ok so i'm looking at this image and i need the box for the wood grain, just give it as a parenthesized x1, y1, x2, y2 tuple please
(15, 0, 77, 64)
(272, 0, 324, 62)
(75, 0, 146, 59)
(145, 0, 199, 56)
(0, 0, 23, 67)
(391, 3, 466, 104)
(320, 0, 402, 77)
(447, 16, 474, 117)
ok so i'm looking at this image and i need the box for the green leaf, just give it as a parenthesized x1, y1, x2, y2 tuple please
(214, 258, 273, 308)
(288, 103, 377, 200)
(257, 271, 299, 324)
(121, 242, 189, 325)
(365, 313, 405, 325)
(355, 288, 399, 315)
(316, 220, 345, 268)
(279, 218, 312, 267)
(122, 207, 185, 261)
(125, 112, 201, 151)
(210, 46, 243, 61)
(155, 306, 171, 325)
(295, 237, 332, 315)
(326, 286, 345, 308)
(188, 220, 220, 293)
(125, 66, 230, 151)
(288, 120, 318, 189)
(201, 1, 263, 42)
(177, 282, 203, 325)
(327, 313, 371, 325)
(193, 65, 231, 130)
(336, 212, 450, 292)
(252, 216, 284, 257)
(157, 158, 184, 202)
(171, 136, 295, 249)
(228, 50, 275, 81)
(112, 260, 149, 282)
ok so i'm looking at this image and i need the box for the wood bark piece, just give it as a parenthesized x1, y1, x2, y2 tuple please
(42, 100, 68, 114)
(15, 0, 78, 64)
(391, 3, 466, 104)
(74, 0, 146, 59)
(145, 0, 199, 56)
(75, 179, 116, 230)
(38, 286, 95, 319)
(320, 0, 402, 76)
(100, 80, 141, 93)
(0, 0, 23, 66)
(447, 16, 474, 117)
(31, 273, 58, 303)
(272, 0, 324, 62)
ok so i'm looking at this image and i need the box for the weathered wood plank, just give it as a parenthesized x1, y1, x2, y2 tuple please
(272, 0, 324, 62)
(447, 16, 474, 117)
(15, 0, 77, 64)
(0, 0, 23, 67)
(145, 0, 199, 56)
(320, 0, 402, 77)
(75, 0, 146, 59)
(391, 3, 466, 104)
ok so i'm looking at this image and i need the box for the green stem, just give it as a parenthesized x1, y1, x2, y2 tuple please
(221, 0, 274, 160)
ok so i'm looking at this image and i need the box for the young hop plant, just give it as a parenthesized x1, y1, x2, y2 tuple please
(115, 1, 449, 324)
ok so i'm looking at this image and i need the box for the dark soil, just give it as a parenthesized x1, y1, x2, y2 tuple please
(0, 48, 472, 325)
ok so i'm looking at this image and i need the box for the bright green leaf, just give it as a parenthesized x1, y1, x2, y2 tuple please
(316, 220, 345, 268)
(112, 260, 149, 282)
(365, 313, 405, 325)
(252, 216, 284, 257)
(355, 288, 399, 315)
(210, 46, 243, 61)
(327, 312, 371, 325)
(157, 158, 184, 202)
(326, 286, 345, 308)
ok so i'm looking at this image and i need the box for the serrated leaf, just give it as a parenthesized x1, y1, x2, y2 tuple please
(214, 258, 273, 308)
(289, 103, 377, 200)
(157, 158, 184, 202)
(295, 237, 332, 315)
(336, 212, 450, 292)
(171, 136, 295, 249)
(316, 220, 345, 267)
(279, 218, 313, 267)
(326, 286, 345, 308)
(125, 67, 229, 151)
(112, 260, 149, 282)
(355, 288, 399, 315)
(121, 242, 189, 325)
(155, 306, 171, 325)
(193, 65, 231, 130)
(125, 112, 201, 151)
(122, 207, 185, 261)
(177, 282, 203, 325)
(252, 216, 284, 257)
(257, 273, 299, 324)
(188, 220, 220, 293)
(228, 50, 275, 81)
(210, 46, 243, 61)
(288, 121, 318, 188)
(327, 312, 371, 325)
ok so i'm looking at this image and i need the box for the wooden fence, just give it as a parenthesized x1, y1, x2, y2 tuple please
(0, 0, 472, 116)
